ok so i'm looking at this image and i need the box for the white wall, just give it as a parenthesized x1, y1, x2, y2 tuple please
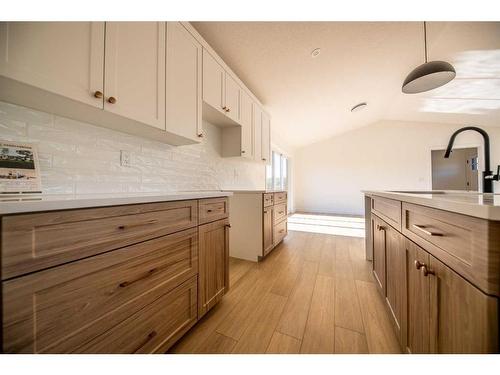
(295, 120, 500, 216)
(0, 101, 266, 194)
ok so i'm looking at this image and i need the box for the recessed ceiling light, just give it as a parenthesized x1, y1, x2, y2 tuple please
(351, 102, 368, 112)
(311, 48, 321, 58)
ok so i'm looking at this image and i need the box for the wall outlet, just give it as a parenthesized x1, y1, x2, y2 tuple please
(120, 150, 131, 167)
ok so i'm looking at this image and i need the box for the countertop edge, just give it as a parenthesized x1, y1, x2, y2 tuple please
(0, 191, 233, 215)
(363, 190, 500, 221)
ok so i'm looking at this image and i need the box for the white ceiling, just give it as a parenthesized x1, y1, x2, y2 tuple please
(192, 22, 500, 150)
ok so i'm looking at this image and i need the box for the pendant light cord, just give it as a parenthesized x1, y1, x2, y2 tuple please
(423, 21, 428, 63)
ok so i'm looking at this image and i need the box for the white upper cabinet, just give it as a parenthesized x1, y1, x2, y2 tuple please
(240, 90, 254, 158)
(0, 22, 105, 108)
(165, 22, 202, 142)
(104, 22, 165, 129)
(202, 49, 225, 114)
(261, 111, 271, 163)
(224, 73, 240, 122)
(253, 104, 263, 161)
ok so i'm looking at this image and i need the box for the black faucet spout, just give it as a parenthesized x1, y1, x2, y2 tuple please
(444, 126, 495, 193)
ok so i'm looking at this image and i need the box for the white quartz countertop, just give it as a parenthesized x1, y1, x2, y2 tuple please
(0, 191, 233, 215)
(222, 189, 286, 194)
(364, 190, 500, 221)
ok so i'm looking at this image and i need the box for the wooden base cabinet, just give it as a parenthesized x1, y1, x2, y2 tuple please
(1, 197, 230, 353)
(368, 194, 500, 354)
(405, 238, 499, 354)
(372, 214, 405, 348)
(263, 205, 274, 255)
(228, 191, 287, 262)
(198, 218, 230, 319)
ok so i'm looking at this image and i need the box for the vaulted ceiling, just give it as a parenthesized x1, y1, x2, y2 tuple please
(192, 22, 500, 149)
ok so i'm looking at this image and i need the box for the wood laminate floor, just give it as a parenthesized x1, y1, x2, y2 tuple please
(168, 230, 401, 354)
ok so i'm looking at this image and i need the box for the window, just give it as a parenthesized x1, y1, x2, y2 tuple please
(266, 151, 289, 191)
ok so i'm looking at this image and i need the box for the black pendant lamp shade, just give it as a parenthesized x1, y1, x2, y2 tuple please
(402, 22, 456, 94)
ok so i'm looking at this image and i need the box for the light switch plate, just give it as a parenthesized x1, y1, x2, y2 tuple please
(120, 150, 131, 167)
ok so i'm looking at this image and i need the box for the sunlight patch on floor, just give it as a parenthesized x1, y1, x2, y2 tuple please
(288, 213, 365, 238)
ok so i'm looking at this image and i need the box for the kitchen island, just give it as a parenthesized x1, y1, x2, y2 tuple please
(364, 190, 500, 354)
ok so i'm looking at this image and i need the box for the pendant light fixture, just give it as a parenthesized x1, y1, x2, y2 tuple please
(402, 22, 456, 94)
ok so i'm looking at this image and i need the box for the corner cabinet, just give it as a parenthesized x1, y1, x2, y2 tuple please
(198, 218, 230, 319)
(368, 195, 500, 354)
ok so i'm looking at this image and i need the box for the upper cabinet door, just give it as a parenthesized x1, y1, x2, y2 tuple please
(261, 111, 271, 163)
(253, 104, 262, 161)
(239, 90, 253, 158)
(0, 22, 105, 108)
(224, 73, 240, 122)
(202, 49, 225, 114)
(166, 22, 202, 142)
(104, 22, 165, 129)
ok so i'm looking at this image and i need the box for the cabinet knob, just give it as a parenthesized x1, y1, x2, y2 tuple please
(93, 90, 103, 99)
(197, 133, 204, 138)
(226, 108, 230, 113)
(225, 224, 231, 228)
(415, 260, 434, 276)
(376, 224, 385, 231)
(107, 96, 117, 104)
(241, 150, 246, 154)
(222, 106, 227, 110)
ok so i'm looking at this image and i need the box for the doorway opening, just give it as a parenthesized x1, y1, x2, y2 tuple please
(431, 147, 479, 191)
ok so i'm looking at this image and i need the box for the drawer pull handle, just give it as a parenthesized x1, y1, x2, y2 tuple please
(279, 229, 284, 234)
(207, 209, 213, 213)
(376, 224, 385, 231)
(119, 268, 157, 288)
(414, 260, 434, 276)
(412, 224, 443, 237)
(278, 211, 284, 215)
(133, 330, 157, 353)
(117, 219, 159, 230)
(225, 224, 231, 228)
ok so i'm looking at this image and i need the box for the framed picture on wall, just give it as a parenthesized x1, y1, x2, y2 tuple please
(0, 140, 42, 193)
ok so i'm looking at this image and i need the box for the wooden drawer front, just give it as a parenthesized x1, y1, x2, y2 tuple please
(74, 276, 198, 353)
(274, 203, 287, 224)
(2, 228, 198, 353)
(199, 197, 229, 225)
(402, 202, 500, 296)
(274, 191, 287, 205)
(2, 200, 198, 280)
(273, 219, 287, 246)
(263, 193, 274, 208)
(372, 196, 401, 230)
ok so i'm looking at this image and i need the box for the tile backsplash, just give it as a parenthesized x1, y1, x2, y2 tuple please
(0, 101, 265, 194)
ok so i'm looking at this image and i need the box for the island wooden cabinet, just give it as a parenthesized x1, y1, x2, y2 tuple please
(405, 239, 431, 354)
(372, 214, 405, 347)
(368, 195, 500, 354)
(198, 218, 230, 318)
(1, 196, 230, 353)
